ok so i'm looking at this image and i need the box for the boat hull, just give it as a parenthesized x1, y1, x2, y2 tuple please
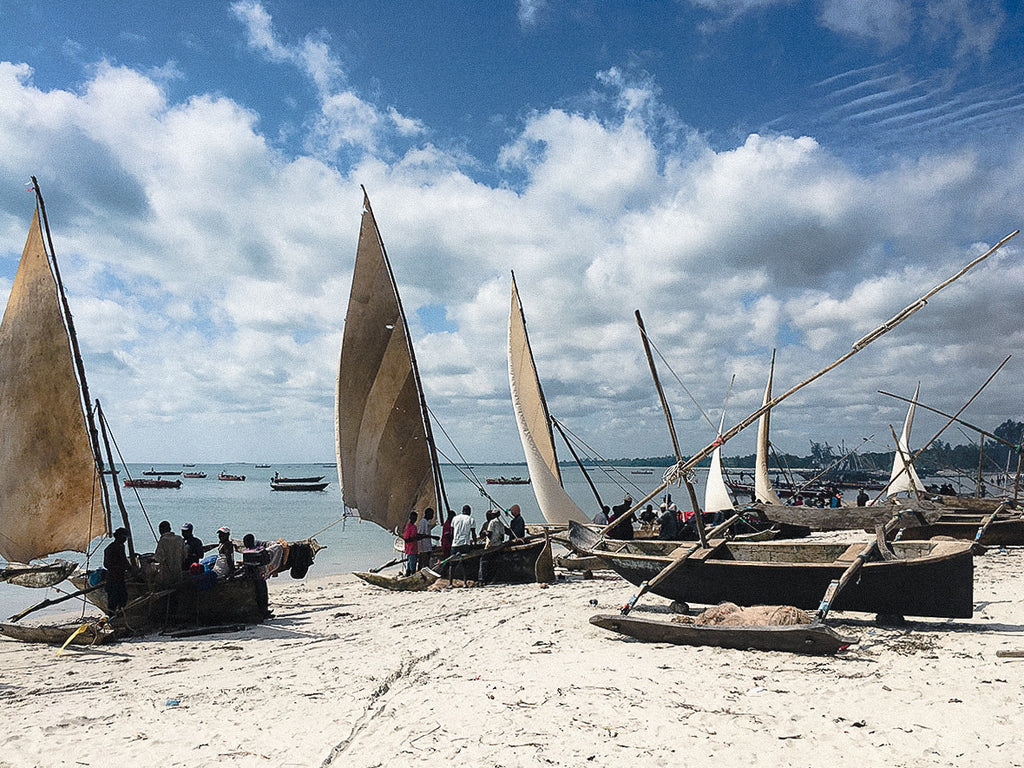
(589, 614, 852, 655)
(569, 522, 974, 619)
(71, 572, 265, 631)
(353, 569, 440, 591)
(270, 481, 329, 491)
(0, 620, 115, 646)
(895, 513, 1024, 547)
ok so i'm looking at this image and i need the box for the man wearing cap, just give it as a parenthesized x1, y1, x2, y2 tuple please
(507, 504, 526, 542)
(212, 526, 236, 579)
(181, 523, 204, 566)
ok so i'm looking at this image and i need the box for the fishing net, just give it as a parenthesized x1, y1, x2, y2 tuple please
(673, 602, 813, 627)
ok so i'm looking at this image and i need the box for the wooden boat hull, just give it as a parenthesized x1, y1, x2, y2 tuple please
(0, 620, 115, 646)
(569, 521, 974, 619)
(895, 513, 1024, 547)
(71, 572, 265, 631)
(353, 569, 440, 591)
(589, 614, 853, 655)
(751, 502, 940, 532)
(125, 478, 182, 488)
(435, 536, 553, 584)
(270, 481, 329, 491)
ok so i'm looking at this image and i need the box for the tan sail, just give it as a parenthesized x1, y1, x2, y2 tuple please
(335, 193, 437, 533)
(888, 383, 923, 496)
(754, 359, 783, 505)
(508, 276, 589, 525)
(0, 210, 103, 563)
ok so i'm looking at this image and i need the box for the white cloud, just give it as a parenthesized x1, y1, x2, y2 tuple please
(818, 0, 913, 47)
(0, 13, 1021, 467)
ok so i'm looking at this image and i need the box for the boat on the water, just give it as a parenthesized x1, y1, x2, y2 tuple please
(336, 191, 552, 587)
(270, 480, 329, 492)
(272, 474, 325, 483)
(485, 476, 531, 485)
(182, 471, 207, 478)
(142, 468, 182, 476)
(218, 472, 246, 481)
(124, 477, 182, 489)
(569, 520, 973, 619)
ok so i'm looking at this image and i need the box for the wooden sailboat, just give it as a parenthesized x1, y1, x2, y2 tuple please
(507, 274, 591, 526)
(338, 191, 551, 589)
(1, 179, 294, 635)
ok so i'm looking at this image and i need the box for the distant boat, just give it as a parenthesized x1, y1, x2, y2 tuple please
(182, 463, 196, 467)
(218, 472, 246, 481)
(270, 481, 329, 492)
(485, 476, 531, 485)
(182, 471, 207, 478)
(124, 477, 181, 489)
(255, 464, 271, 468)
(631, 469, 654, 475)
(272, 473, 325, 483)
(142, 467, 182, 476)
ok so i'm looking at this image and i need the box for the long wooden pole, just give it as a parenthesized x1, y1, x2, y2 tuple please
(600, 230, 1018, 541)
(635, 310, 705, 545)
(96, 401, 136, 560)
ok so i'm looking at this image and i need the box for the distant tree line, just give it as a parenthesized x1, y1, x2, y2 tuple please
(593, 420, 1024, 473)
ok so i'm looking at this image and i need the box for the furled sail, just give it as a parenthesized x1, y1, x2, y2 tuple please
(887, 383, 923, 496)
(0, 210, 103, 563)
(754, 359, 784, 505)
(335, 193, 438, 533)
(507, 275, 589, 525)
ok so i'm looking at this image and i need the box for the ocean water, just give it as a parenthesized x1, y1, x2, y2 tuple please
(0, 461, 684, 620)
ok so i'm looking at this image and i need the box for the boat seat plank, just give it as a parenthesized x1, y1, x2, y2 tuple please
(835, 543, 867, 563)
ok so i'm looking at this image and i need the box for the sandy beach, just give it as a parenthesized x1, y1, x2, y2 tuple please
(2, 542, 1023, 768)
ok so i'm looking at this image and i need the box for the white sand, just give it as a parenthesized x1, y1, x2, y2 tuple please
(2, 545, 1023, 768)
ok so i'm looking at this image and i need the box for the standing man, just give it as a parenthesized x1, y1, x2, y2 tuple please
(103, 527, 131, 614)
(507, 504, 527, 542)
(154, 520, 186, 588)
(449, 505, 476, 583)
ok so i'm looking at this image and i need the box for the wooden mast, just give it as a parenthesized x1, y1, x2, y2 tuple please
(30, 176, 113, 535)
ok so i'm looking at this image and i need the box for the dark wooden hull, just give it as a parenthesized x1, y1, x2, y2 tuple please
(274, 475, 325, 483)
(896, 513, 1024, 546)
(71, 572, 264, 631)
(751, 501, 940, 532)
(569, 521, 974, 619)
(589, 614, 852, 655)
(270, 481, 329, 491)
(435, 537, 553, 584)
(353, 569, 439, 591)
(125, 478, 182, 488)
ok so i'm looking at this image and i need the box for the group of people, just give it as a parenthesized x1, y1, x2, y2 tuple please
(101, 521, 277, 620)
(401, 503, 529, 584)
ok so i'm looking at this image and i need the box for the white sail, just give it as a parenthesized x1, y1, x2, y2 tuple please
(704, 445, 735, 513)
(887, 383, 923, 496)
(508, 276, 589, 525)
(754, 360, 784, 505)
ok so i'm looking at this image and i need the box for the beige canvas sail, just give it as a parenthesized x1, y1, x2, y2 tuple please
(0, 210, 102, 563)
(335, 195, 437, 533)
(754, 363, 784, 505)
(508, 276, 589, 525)
(888, 383, 923, 496)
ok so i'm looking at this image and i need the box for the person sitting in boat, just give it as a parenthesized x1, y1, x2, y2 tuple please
(416, 508, 437, 571)
(607, 495, 635, 540)
(212, 526, 236, 579)
(402, 512, 420, 575)
(181, 523, 204, 566)
(154, 520, 187, 588)
(103, 527, 131, 614)
(507, 504, 527, 542)
(639, 504, 658, 532)
(657, 503, 678, 540)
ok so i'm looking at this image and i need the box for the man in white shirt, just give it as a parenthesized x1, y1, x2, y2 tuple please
(416, 508, 436, 571)
(448, 505, 476, 583)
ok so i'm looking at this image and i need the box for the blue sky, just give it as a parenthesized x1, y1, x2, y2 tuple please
(1, 0, 1023, 464)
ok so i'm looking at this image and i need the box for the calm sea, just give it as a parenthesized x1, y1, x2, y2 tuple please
(0, 461, 685, 619)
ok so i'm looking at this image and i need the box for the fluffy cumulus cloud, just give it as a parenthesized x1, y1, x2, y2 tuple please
(0, 4, 1021, 466)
